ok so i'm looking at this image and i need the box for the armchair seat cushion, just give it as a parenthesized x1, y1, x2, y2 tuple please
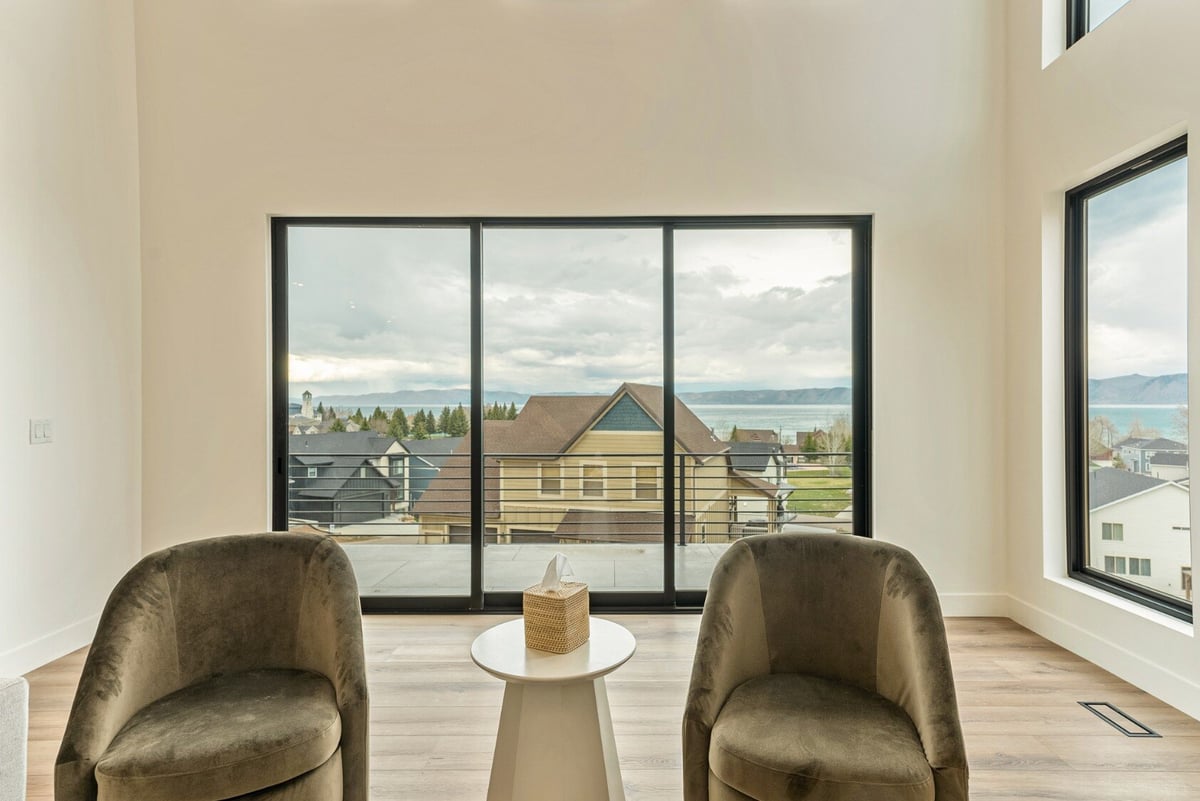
(95, 669, 341, 801)
(710, 674, 934, 801)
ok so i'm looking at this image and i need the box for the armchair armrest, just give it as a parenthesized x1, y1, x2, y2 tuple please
(296, 537, 369, 801)
(55, 559, 183, 801)
(875, 553, 968, 801)
(682, 541, 771, 801)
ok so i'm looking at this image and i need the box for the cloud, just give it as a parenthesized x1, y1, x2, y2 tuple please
(287, 225, 854, 397)
(1086, 158, 1188, 379)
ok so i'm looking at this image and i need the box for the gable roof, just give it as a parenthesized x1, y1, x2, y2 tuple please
(586, 383, 724, 457)
(732, 428, 778, 443)
(728, 441, 783, 473)
(290, 431, 399, 456)
(462, 383, 724, 457)
(1089, 467, 1173, 510)
(402, 436, 464, 468)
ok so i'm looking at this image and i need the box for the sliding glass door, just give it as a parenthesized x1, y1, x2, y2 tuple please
(273, 217, 871, 610)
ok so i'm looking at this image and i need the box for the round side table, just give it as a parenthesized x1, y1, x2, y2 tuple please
(471, 617, 637, 801)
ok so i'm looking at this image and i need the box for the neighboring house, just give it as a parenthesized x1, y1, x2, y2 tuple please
(411, 383, 782, 544)
(1116, 436, 1187, 476)
(288, 431, 406, 525)
(1088, 467, 1191, 601)
(727, 441, 794, 530)
(1150, 451, 1189, 482)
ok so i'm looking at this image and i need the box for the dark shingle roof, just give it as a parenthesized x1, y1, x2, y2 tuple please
(1138, 437, 1187, 451)
(1089, 467, 1168, 510)
(290, 431, 398, 456)
(1150, 452, 1189, 466)
(728, 441, 782, 473)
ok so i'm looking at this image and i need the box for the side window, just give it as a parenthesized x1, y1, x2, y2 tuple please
(1067, 136, 1190, 619)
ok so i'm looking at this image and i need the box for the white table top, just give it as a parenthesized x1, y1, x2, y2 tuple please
(471, 617, 637, 684)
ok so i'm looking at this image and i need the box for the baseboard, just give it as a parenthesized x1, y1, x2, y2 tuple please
(0, 613, 98, 677)
(1008, 594, 1200, 720)
(938, 592, 1011, 617)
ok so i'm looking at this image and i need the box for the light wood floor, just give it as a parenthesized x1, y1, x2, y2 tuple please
(23, 616, 1200, 800)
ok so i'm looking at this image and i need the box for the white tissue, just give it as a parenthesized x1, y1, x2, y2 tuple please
(538, 552, 578, 593)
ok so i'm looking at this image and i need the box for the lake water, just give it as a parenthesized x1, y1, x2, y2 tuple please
(1088, 404, 1187, 443)
(689, 404, 852, 442)
(689, 403, 1188, 445)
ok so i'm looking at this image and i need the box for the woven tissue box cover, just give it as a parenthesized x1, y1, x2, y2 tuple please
(523, 581, 590, 653)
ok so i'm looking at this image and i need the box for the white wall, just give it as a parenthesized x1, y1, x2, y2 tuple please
(0, 0, 142, 675)
(1005, 0, 1200, 717)
(134, 0, 1009, 614)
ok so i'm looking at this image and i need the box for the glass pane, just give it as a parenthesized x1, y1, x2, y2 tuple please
(674, 228, 855, 590)
(1088, 0, 1131, 32)
(480, 227, 665, 592)
(1086, 155, 1190, 602)
(287, 225, 471, 596)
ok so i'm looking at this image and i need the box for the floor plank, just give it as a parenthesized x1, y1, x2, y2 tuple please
(23, 615, 1200, 800)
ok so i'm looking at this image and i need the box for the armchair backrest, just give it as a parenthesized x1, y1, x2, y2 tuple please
(713, 532, 941, 696)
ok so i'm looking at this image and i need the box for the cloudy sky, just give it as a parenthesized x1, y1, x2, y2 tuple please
(1087, 155, 1188, 380)
(288, 225, 852, 398)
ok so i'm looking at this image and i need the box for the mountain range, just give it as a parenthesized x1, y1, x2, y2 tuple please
(1088, 373, 1187, 405)
(298, 375, 1183, 410)
(299, 386, 853, 408)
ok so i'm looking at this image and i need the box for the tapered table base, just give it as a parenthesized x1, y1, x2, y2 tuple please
(488, 678, 623, 801)
(471, 618, 637, 801)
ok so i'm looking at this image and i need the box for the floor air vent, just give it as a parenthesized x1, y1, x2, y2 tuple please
(1078, 701, 1161, 737)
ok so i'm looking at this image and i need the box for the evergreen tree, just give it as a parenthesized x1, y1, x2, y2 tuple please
(330, 417, 346, 433)
(438, 405, 452, 435)
(507, 402, 518, 420)
(411, 418, 429, 440)
(372, 406, 386, 422)
(388, 408, 410, 440)
(448, 404, 469, 437)
(729, 425, 739, 442)
(316, 401, 325, 416)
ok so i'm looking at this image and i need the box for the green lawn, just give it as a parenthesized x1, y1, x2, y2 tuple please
(785, 466, 852, 514)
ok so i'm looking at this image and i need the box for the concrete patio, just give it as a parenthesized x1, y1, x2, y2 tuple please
(340, 541, 730, 595)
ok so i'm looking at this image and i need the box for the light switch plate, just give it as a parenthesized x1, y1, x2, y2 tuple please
(29, 418, 53, 444)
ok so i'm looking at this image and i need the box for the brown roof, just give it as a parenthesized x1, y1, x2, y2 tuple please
(554, 509, 694, 543)
(732, 428, 778, 443)
(731, 470, 785, 498)
(485, 398, 607, 455)
(408, 447, 499, 520)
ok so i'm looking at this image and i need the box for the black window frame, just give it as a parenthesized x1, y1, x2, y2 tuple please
(272, 215, 873, 612)
(1065, 136, 1190, 621)
(1067, 0, 1134, 48)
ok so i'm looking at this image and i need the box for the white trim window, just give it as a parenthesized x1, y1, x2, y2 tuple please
(307, 466, 318, 478)
(581, 463, 606, 498)
(1129, 558, 1152, 577)
(1104, 556, 1127, 575)
(539, 462, 563, 497)
(1101, 522, 1123, 541)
